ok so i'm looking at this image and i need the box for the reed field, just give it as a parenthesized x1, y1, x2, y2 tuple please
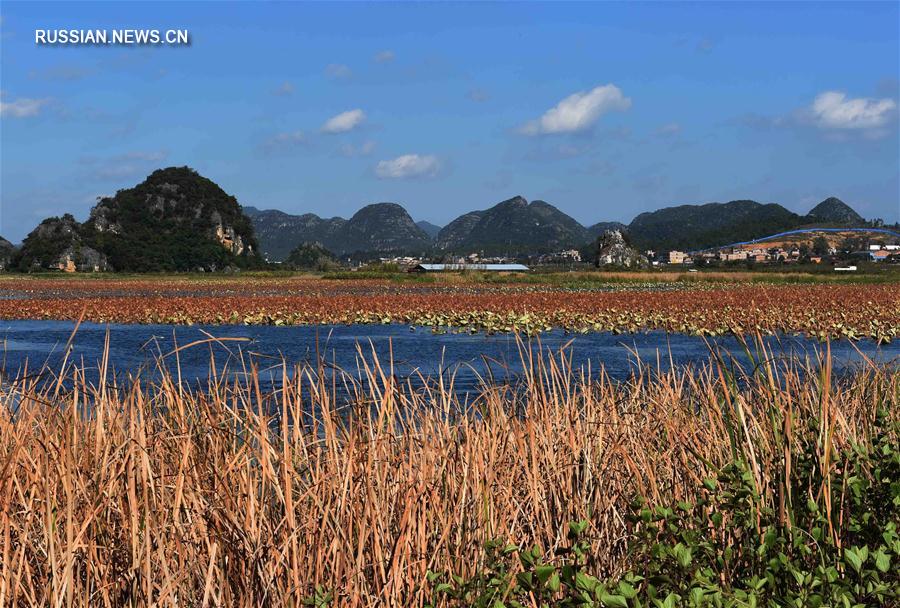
(0, 329, 897, 607)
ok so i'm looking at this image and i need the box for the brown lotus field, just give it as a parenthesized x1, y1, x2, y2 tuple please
(0, 276, 897, 341)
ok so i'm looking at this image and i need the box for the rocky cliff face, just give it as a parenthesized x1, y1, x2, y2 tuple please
(13, 214, 110, 272)
(14, 167, 259, 272)
(210, 210, 248, 255)
(595, 229, 648, 268)
(0, 236, 14, 270)
(587, 221, 627, 240)
(80, 167, 259, 271)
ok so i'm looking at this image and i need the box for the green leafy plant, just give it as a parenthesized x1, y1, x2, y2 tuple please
(301, 585, 334, 607)
(425, 409, 899, 607)
(424, 522, 643, 608)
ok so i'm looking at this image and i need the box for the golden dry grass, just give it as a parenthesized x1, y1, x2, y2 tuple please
(0, 334, 895, 607)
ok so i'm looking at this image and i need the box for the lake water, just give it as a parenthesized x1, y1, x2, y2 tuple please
(1, 321, 897, 395)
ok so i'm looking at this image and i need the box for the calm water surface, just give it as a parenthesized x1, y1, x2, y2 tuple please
(1, 321, 897, 395)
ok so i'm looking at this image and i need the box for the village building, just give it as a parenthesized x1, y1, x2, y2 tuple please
(410, 263, 530, 273)
(556, 249, 582, 262)
(721, 251, 748, 262)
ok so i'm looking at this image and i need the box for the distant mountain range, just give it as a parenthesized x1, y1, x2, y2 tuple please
(415, 220, 442, 239)
(244, 202, 430, 259)
(434, 196, 591, 255)
(628, 201, 798, 252)
(248, 193, 871, 260)
(5, 166, 881, 271)
(248, 195, 601, 259)
(587, 221, 628, 240)
(628, 197, 866, 252)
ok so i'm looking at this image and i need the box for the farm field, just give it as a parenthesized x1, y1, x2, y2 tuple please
(0, 273, 898, 341)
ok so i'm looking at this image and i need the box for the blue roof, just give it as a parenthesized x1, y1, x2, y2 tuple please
(415, 263, 530, 271)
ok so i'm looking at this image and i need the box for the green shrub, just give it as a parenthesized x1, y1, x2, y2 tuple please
(423, 409, 899, 607)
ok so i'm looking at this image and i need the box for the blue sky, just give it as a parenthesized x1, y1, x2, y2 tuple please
(1, 1, 898, 242)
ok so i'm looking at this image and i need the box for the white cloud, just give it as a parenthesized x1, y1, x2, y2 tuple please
(520, 84, 631, 135)
(325, 63, 352, 79)
(0, 94, 50, 118)
(808, 91, 896, 130)
(374, 50, 395, 63)
(321, 109, 366, 133)
(375, 154, 441, 179)
(743, 89, 898, 139)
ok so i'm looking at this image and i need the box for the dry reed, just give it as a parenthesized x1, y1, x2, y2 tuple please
(0, 333, 895, 607)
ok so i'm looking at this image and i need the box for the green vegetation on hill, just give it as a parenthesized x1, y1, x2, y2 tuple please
(10, 179, 878, 271)
(587, 221, 627, 240)
(17, 215, 77, 270)
(435, 196, 590, 255)
(11, 214, 108, 272)
(245, 202, 430, 260)
(0, 235, 16, 269)
(416, 220, 443, 239)
(807, 197, 865, 224)
(284, 242, 339, 271)
(628, 200, 803, 252)
(246, 194, 872, 263)
(244, 206, 347, 261)
(627, 196, 875, 253)
(339, 202, 432, 255)
(79, 167, 260, 272)
(11, 167, 261, 273)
